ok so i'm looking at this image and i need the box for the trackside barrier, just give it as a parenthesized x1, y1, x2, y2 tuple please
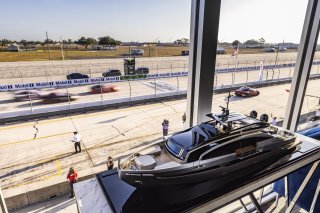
(1, 61, 320, 92)
(2, 73, 320, 123)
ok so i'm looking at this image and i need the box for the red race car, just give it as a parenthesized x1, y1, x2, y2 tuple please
(235, 86, 260, 97)
(90, 85, 119, 94)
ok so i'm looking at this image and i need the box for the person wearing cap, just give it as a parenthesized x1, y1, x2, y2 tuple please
(71, 132, 82, 153)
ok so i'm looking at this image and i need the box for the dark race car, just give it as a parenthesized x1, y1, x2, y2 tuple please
(40, 92, 77, 103)
(235, 86, 260, 97)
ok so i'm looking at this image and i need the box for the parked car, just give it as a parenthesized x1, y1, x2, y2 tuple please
(102, 69, 122, 77)
(278, 46, 287, 52)
(263, 47, 276, 53)
(216, 47, 226, 54)
(66, 73, 89, 80)
(135, 67, 149, 74)
(14, 90, 40, 101)
(131, 49, 144, 56)
(235, 86, 260, 97)
(40, 92, 77, 103)
(181, 50, 189, 56)
(90, 85, 119, 94)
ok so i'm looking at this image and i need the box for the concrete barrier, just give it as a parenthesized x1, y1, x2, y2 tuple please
(4, 174, 95, 211)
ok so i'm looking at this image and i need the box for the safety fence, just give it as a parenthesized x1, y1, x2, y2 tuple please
(1, 62, 320, 120)
(1, 61, 320, 92)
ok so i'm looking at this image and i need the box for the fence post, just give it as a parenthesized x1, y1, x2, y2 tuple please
(289, 67, 292, 78)
(28, 90, 33, 114)
(154, 79, 157, 97)
(277, 68, 281, 79)
(89, 69, 92, 78)
(129, 81, 132, 101)
(215, 74, 218, 89)
(100, 83, 104, 104)
(176, 77, 179, 94)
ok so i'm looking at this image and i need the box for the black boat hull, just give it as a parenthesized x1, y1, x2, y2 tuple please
(119, 144, 298, 189)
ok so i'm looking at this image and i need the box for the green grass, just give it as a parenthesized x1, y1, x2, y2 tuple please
(0, 46, 297, 62)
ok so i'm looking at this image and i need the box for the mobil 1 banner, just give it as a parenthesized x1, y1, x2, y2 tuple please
(91, 76, 120, 84)
(54, 80, 73, 87)
(13, 83, 36, 90)
(103, 76, 120, 82)
(0, 85, 13, 92)
(34, 82, 54, 88)
(170, 71, 188, 77)
(71, 78, 90, 85)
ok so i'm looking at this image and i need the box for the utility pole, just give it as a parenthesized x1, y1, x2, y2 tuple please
(60, 36, 65, 60)
(46, 31, 52, 60)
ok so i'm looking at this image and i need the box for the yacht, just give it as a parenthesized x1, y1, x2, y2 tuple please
(118, 107, 300, 189)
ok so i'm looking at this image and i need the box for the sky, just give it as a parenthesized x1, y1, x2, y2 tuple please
(0, 0, 309, 43)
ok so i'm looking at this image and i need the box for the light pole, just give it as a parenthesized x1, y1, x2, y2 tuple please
(46, 31, 51, 60)
(60, 36, 65, 61)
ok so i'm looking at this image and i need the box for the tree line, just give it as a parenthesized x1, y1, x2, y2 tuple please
(0, 36, 121, 49)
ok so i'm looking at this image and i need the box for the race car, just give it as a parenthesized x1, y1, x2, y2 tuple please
(14, 90, 41, 101)
(40, 92, 77, 103)
(90, 85, 119, 94)
(235, 86, 260, 97)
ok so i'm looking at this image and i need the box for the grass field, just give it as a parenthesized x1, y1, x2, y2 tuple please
(0, 46, 297, 62)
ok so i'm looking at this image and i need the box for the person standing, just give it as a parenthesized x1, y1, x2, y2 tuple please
(71, 132, 82, 153)
(271, 117, 277, 126)
(182, 112, 186, 129)
(162, 119, 169, 140)
(67, 167, 78, 198)
(107, 156, 114, 170)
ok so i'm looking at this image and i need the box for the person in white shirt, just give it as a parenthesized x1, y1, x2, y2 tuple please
(71, 132, 82, 153)
(271, 117, 277, 126)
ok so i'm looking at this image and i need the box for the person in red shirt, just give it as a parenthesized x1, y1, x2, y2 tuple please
(67, 167, 78, 198)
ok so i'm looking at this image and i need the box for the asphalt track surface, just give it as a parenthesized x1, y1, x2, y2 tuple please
(1, 80, 320, 196)
(1, 63, 320, 113)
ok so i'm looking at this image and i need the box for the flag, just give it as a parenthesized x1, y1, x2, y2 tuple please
(231, 43, 239, 56)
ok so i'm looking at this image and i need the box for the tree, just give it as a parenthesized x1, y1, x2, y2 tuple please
(76, 37, 87, 46)
(0, 39, 11, 49)
(259, 38, 265, 44)
(244, 39, 260, 47)
(20, 40, 28, 46)
(98, 36, 120, 46)
(232, 40, 240, 47)
(85, 37, 97, 48)
(174, 38, 189, 45)
(44, 39, 54, 44)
